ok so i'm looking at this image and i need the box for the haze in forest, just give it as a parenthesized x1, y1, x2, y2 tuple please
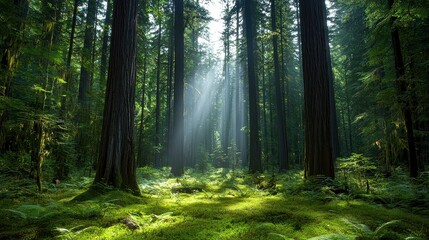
(0, 0, 428, 239)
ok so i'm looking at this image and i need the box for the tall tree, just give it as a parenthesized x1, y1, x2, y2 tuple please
(99, 0, 112, 86)
(60, 0, 79, 118)
(300, 0, 335, 178)
(77, 0, 97, 164)
(170, 0, 185, 176)
(270, 0, 289, 171)
(94, 0, 139, 194)
(154, 0, 163, 167)
(243, 0, 262, 173)
(388, 0, 418, 177)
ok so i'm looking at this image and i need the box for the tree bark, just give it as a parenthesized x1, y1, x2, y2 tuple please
(170, 0, 185, 176)
(94, 0, 140, 194)
(243, 0, 262, 173)
(300, 0, 335, 179)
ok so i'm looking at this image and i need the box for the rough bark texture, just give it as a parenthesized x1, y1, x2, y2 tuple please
(171, 0, 185, 176)
(270, 0, 289, 171)
(243, 0, 262, 173)
(388, 0, 418, 178)
(94, 0, 139, 194)
(299, 0, 335, 179)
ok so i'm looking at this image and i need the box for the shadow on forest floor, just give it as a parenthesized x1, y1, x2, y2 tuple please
(0, 167, 428, 239)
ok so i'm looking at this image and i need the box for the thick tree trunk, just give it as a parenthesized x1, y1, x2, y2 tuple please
(299, 0, 335, 179)
(170, 0, 185, 176)
(94, 0, 139, 194)
(243, 0, 262, 173)
(270, 0, 289, 171)
(388, 0, 418, 178)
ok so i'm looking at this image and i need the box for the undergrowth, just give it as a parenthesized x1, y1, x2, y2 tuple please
(0, 167, 428, 239)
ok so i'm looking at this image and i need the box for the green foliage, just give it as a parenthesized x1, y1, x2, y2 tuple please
(54, 225, 98, 240)
(0, 168, 428, 239)
(338, 153, 376, 193)
(342, 218, 403, 240)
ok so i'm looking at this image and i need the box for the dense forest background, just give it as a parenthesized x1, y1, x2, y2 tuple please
(1, 0, 428, 187)
(0, 0, 429, 238)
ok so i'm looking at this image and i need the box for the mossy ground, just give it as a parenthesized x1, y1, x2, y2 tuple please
(0, 168, 428, 240)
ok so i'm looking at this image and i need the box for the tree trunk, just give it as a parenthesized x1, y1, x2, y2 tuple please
(235, 0, 242, 165)
(99, 0, 112, 86)
(170, 0, 185, 176)
(94, 0, 140, 194)
(60, 0, 78, 118)
(77, 0, 97, 165)
(78, 0, 97, 108)
(300, 0, 335, 179)
(137, 53, 148, 167)
(155, 15, 162, 167)
(388, 0, 418, 178)
(243, 0, 262, 173)
(323, 5, 340, 161)
(166, 8, 174, 168)
(270, 0, 289, 171)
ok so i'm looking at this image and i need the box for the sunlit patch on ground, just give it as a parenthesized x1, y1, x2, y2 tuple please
(0, 167, 428, 239)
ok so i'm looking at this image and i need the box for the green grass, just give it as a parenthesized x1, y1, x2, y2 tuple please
(0, 168, 428, 239)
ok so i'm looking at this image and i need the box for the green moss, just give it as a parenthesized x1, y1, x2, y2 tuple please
(0, 169, 428, 239)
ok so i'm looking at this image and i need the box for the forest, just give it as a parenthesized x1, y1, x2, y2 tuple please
(0, 0, 428, 239)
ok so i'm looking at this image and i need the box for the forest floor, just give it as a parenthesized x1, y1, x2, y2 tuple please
(0, 167, 428, 240)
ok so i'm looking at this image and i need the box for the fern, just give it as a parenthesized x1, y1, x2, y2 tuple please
(308, 234, 352, 240)
(373, 220, 400, 234)
(268, 232, 292, 239)
(54, 225, 97, 240)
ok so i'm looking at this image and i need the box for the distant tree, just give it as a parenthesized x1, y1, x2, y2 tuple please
(99, 0, 112, 86)
(388, 0, 418, 177)
(94, 0, 139, 194)
(299, 0, 335, 178)
(154, 0, 163, 167)
(270, 0, 289, 171)
(243, 0, 262, 173)
(77, 0, 97, 165)
(0, 0, 29, 150)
